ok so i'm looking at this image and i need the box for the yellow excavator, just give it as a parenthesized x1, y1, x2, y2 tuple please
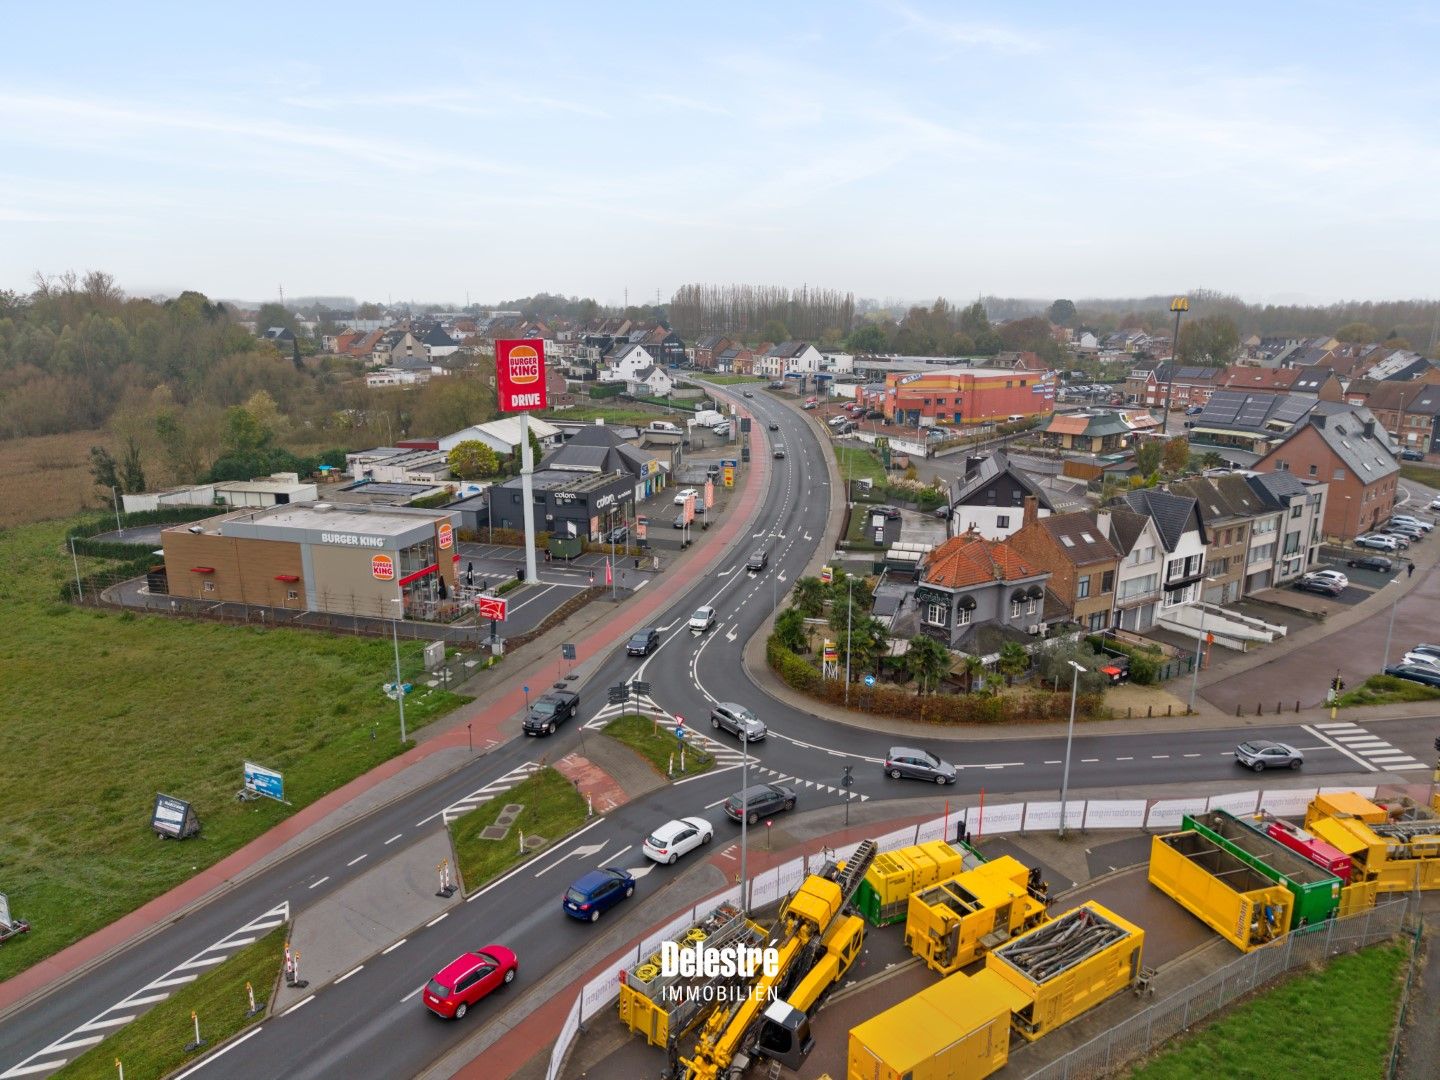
(674, 839, 878, 1079)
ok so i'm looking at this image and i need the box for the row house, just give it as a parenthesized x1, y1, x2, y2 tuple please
(716, 345, 755, 374)
(1255, 407, 1398, 539)
(759, 341, 823, 379)
(1104, 506, 1168, 632)
(1122, 488, 1208, 617)
(1167, 473, 1263, 604)
(694, 334, 734, 371)
(1126, 364, 1226, 410)
(1008, 501, 1119, 632)
(1341, 379, 1440, 458)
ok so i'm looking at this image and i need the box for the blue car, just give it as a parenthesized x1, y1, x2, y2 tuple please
(562, 868, 636, 922)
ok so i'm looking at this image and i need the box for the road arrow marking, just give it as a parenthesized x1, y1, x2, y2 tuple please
(726, 626, 739, 642)
(535, 840, 608, 877)
(627, 865, 654, 878)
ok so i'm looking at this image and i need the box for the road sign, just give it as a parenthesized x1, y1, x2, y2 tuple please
(242, 761, 284, 802)
(674, 725, 685, 739)
(477, 595, 508, 621)
(608, 685, 630, 705)
(676, 714, 685, 725)
(523, 684, 530, 694)
(632, 680, 652, 695)
(562, 643, 577, 661)
(864, 674, 876, 687)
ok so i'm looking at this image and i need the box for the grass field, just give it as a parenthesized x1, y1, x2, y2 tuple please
(449, 767, 588, 890)
(542, 403, 675, 425)
(1337, 673, 1440, 708)
(602, 713, 713, 778)
(0, 430, 116, 529)
(1397, 463, 1440, 489)
(54, 927, 286, 1079)
(1126, 941, 1408, 1079)
(0, 519, 469, 983)
(833, 445, 888, 485)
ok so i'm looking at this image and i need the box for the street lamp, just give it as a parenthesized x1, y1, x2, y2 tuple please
(738, 730, 750, 913)
(1187, 577, 1221, 714)
(1382, 577, 1401, 669)
(1160, 296, 1189, 436)
(389, 598, 408, 745)
(1058, 660, 1084, 839)
(844, 575, 854, 706)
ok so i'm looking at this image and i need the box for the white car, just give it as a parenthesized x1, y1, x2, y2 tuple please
(689, 606, 716, 633)
(1402, 651, 1440, 669)
(1303, 570, 1349, 591)
(673, 488, 698, 505)
(1391, 515, 1433, 532)
(1429, 498, 1440, 511)
(642, 817, 713, 864)
(1355, 534, 1401, 551)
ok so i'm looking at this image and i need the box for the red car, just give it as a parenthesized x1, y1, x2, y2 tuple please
(422, 947, 518, 1019)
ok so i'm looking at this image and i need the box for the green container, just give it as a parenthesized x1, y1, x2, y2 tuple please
(1181, 811, 1341, 928)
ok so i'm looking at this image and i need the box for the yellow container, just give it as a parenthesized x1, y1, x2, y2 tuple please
(862, 841, 965, 907)
(1306, 791, 1387, 827)
(1148, 832, 1292, 951)
(904, 856, 1047, 975)
(1310, 813, 1440, 893)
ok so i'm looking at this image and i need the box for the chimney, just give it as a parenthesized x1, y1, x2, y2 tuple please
(1022, 495, 1039, 528)
(1363, 419, 1375, 439)
(1096, 509, 1112, 538)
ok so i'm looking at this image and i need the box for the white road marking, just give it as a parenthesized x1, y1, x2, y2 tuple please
(1044, 760, 1062, 765)
(1081, 758, 1099, 763)
(282, 996, 314, 1016)
(402, 984, 427, 1002)
(308, 876, 330, 889)
(609, 844, 633, 863)
(171, 1027, 267, 1080)
(335, 965, 364, 984)
(1, 1063, 69, 1078)
(385, 833, 403, 845)
(1116, 756, 1134, 761)
(1301, 724, 1380, 772)
(383, 938, 408, 955)
(175, 955, 227, 972)
(469, 819, 607, 902)
(146, 974, 199, 990)
(1151, 755, 1169, 760)
(75, 1014, 138, 1032)
(347, 853, 368, 867)
(427, 912, 450, 927)
(45, 1036, 103, 1054)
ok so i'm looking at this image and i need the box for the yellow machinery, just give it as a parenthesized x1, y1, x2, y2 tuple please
(984, 901, 1144, 1041)
(676, 839, 878, 1079)
(1147, 831, 1292, 952)
(904, 855, 1050, 975)
(847, 968, 1021, 1080)
(1304, 794, 1440, 894)
(852, 840, 970, 926)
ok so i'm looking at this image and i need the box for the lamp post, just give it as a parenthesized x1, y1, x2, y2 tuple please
(1058, 661, 1085, 838)
(389, 598, 408, 745)
(1382, 578, 1401, 669)
(111, 486, 124, 536)
(1160, 296, 1189, 436)
(844, 575, 854, 706)
(738, 730, 749, 913)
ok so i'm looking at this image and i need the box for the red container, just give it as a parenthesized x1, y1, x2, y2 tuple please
(1265, 821, 1352, 883)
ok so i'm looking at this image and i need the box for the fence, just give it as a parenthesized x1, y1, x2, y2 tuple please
(1025, 896, 1416, 1080)
(543, 782, 1389, 1080)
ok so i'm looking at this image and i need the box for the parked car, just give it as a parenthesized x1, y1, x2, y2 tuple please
(673, 488, 698, 505)
(933, 505, 951, 519)
(689, 606, 716, 633)
(605, 525, 628, 544)
(642, 817, 713, 864)
(1295, 576, 1344, 597)
(747, 550, 769, 571)
(523, 690, 580, 736)
(1401, 449, 1426, 461)
(1302, 569, 1349, 590)
(423, 948, 518, 1019)
(1355, 534, 1402, 551)
(884, 746, 957, 784)
(710, 701, 767, 741)
(1407, 642, 1440, 660)
(626, 628, 660, 656)
(773, 445, 786, 459)
(1235, 739, 1303, 772)
(723, 783, 797, 824)
(1376, 532, 1413, 550)
(1185, 405, 1203, 415)
(1401, 651, 1440, 669)
(874, 505, 902, 520)
(768, 381, 785, 389)
(562, 868, 635, 922)
(1390, 514, 1433, 532)
(1385, 522, 1425, 540)
(1384, 664, 1440, 688)
(1429, 497, 1440, 511)
(1346, 555, 1395, 572)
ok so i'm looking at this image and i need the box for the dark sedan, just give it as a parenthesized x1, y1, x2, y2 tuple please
(1346, 555, 1394, 573)
(1384, 664, 1440, 688)
(1295, 577, 1344, 597)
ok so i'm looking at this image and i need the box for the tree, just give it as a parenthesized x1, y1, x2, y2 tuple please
(223, 405, 272, 457)
(774, 606, 808, 653)
(119, 435, 146, 493)
(1335, 321, 1381, 344)
(1135, 439, 1163, 477)
(89, 445, 119, 492)
(1047, 299, 1078, 327)
(1198, 450, 1224, 470)
(760, 319, 789, 344)
(958, 301, 990, 337)
(1033, 640, 1108, 694)
(847, 323, 889, 353)
(1176, 315, 1239, 366)
(997, 641, 1030, 686)
(448, 440, 499, 480)
(957, 653, 987, 694)
(1162, 436, 1190, 474)
(838, 616, 889, 678)
(792, 576, 827, 618)
(905, 635, 952, 695)
(255, 302, 297, 336)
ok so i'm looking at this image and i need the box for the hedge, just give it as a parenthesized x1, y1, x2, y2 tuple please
(588, 383, 623, 399)
(1084, 634, 1161, 685)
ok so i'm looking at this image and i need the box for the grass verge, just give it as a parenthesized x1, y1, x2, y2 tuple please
(1337, 673, 1440, 708)
(833, 445, 888, 485)
(1125, 941, 1408, 1079)
(541, 404, 670, 425)
(54, 926, 286, 1079)
(0, 519, 470, 983)
(1397, 463, 1440, 489)
(450, 767, 588, 891)
(602, 713, 714, 778)
(691, 374, 764, 385)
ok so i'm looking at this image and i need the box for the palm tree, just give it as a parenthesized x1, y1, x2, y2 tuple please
(957, 653, 987, 694)
(997, 642, 1030, 687)
(792, 576, 827, 618)
(906, 635, 952, 695)
(1198, 450, 1224, 470)
(774, 606, 808, 653)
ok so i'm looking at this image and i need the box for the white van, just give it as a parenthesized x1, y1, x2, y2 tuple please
(647, 421, 682, 434)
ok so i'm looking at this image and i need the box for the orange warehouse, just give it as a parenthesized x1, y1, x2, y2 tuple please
(863, 368, 1057, 428)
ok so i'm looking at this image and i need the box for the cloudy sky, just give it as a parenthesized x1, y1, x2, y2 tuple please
(2, 1, 1436, 307)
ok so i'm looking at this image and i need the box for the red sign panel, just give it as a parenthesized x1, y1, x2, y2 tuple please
(496, 339, 548, 412)
(437, 522, 454, 550)
(477, 596, 508, 621)
(371, 554, 395, 580)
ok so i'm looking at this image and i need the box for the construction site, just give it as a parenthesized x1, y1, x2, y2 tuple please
(557, 786, 1440, 1080)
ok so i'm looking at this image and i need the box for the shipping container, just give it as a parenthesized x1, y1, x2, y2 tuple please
(1305, 791, 1387, 828)
(852, 841, 971, 926)
(904, 856, 1049, 975)
(1182, 811, 1341, 927)
(1263, 820, 1353, 882)
(1147, 831, 1292, 951)
(847, 968, 1022, 1080)
(983, 902, 1144, 1041)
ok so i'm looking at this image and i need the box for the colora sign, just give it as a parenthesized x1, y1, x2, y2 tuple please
(371, 554, 395, 580)
(496, 339, 548, 412)
(437, 522, 454, 550)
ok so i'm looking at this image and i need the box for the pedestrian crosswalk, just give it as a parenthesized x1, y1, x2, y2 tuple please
(750, 764, 870, 801)
(1309, 722, 1429, 772)
(421, 762, 543, 826)
(1, 903, 290, 1080)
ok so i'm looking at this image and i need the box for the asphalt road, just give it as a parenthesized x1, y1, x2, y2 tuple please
(6, 392, 1440, 1080)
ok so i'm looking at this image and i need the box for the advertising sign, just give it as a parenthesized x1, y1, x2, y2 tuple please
(152, 793, 200, 839)
(371, 554, 395, 580)
(495, 339, 548, 412)
(243, 761, 285, 802)
(0, 892, 10, 929)
(437, 522, 454, 550)
(822, 640, 838, 663)
(477, 595, 508, 621)
(680, 494, 695, 526)
(723, 465, 735, 487)
(703, 479, 714, 509)
(820, 566, 833, 584)
(637, 516, 648, 541)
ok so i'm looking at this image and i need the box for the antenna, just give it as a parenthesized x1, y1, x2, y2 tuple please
(279, 284, 285, 306)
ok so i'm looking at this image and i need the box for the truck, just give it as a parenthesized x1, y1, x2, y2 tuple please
(522, 690, 580, 736)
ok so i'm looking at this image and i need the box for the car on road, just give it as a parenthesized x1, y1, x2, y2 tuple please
(1185, 405, 1204, 415)
(743, 391, 754, 398)
(1355, 533, 1402, 551)
(1234, 739, 1303, 772)
(626, 628, 660, 656)
(423, 947, 518, 1019)
(773, 445, 786, 459)
(768, 422, 780, 430)
(523, 690, 580, 736)
(710, 701, 767, 741)
(747, 550, 769, 571)
(723, 783, 797, 824)
(1346, 555, 1395, 572)
(673, 488, 698, 505)
(1384, 664, 1440, 688)
(643, 816, 713, 864)
(562, 868, 635, 922)
(768, 381, 785, 389)
(1401, 448, 1427, 461)
(689, 605, 717, 632)
(884, 746, 957, 784)
(605, 525, 628, 544)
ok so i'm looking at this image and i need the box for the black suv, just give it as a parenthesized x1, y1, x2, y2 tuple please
(523, 691, 580, 736)
(626, 628, 660, 656)
(723, 783, 797, 824)
(747, 550, 768, 572)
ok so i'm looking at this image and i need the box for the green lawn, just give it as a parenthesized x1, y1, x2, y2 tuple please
(833, 445, 887, 485)
(1126, 941, 1408, 1079)
(541, 404, 672, 425)
(0, 519, 469, 983)
(1337, 673, 1440, 708)
(55, 926, 286, 1079)
(449, 767, 588, 890)
(1397, 463, 1440, 488)
(843, 507, 884, 549)
(689, 374, 765, 385)
(602, 713, 713, 778)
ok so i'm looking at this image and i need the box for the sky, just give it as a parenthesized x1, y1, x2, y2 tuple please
(2, 1, 1437, 308)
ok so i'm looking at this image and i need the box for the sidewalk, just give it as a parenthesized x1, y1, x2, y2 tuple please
(0, 440, 772, 1022)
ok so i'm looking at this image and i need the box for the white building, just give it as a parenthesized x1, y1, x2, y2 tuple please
(599, 343, 656, 383)
(628, 366, 674, 397)
(1104, 507, 1167, 632)
(437, 416, 562, 457)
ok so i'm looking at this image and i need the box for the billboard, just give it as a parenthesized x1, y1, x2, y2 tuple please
(636, 516, 648, 541)
(371, 554, 395, 580)
(152, 793, 200, 839)
(680, 494, 695, 526)
(495, 339, 548, 412)
(437, 522, 454, 550)
(243, 761, 285, 802)
(703, 479, 714, 509)
(477, 595, 508, 621)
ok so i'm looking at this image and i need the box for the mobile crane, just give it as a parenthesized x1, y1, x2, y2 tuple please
(673, 839, 878, 1079)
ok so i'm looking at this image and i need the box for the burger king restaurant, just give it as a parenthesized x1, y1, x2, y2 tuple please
(159, 502, 462, 621)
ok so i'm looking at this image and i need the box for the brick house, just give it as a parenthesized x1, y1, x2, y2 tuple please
(1254, 408, 1398, 539)
(1007, 501, 1120, 632)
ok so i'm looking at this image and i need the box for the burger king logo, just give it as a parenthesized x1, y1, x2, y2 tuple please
(506, 344, 541, 384)
(437, 522, 454, 550)
(371, 554, 395, 581)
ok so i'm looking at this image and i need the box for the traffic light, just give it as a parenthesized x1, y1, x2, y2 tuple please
(841, 765, 854, 788)
(1331, 673, 1345, 693)
(1433, 735, 1440, 754)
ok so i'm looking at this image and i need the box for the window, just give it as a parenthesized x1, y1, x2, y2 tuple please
(1283, 532, 1300, 556)
(956, 607, 971, 626)
(1027, 598, 1038, 615)
(1010, 600, 1021, 618)
(1275, 459, 1289, 471)
(1061, 535, 1076, 547)
(1291, 504, 1302, 518)
(203, 581, 216, 593)
(925, 602, 947, 625)
(287, 590, 299, 601)
(1077, 576, 1091, 598)
(1101, 570, 1115, 593)
(996, 514, 1010, 529)
(1088, 611, 1107, 631)
(1333, 468, 1346, 480)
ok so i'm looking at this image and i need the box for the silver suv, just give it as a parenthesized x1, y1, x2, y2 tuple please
(710, 702, 767, 742)
(884, 746, 956, 784)
(1234, 739, 1303, 772)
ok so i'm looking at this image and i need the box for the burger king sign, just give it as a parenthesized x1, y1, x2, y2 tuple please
(496, 339, 548, 412)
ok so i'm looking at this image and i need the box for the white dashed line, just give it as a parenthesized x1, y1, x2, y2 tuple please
(383, 938, 408, 955)
(335, 965, 364, 984)
(282, 996, 314, 1016)
(172, 1027, 266, 1079)
(1151, 755, 1169, 760)
(385, 834, 403, 845)
(427, 912, 450, 927)
(308, 876, 330, 889)
(347, 854, 368, 867)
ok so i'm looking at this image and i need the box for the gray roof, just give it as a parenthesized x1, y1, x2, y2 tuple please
(1305, 408, 1400, 485)
(541, 443, 613, 471)
(1122, 488, 1204, 551)
(565, 426, 628, 448)
(419, 325, 457, 347)
(1167, 474, 1267, 525)
(766, 341, 814, 358)
(950, 450, 1055, 510)
(1104, 507, 1151, 556)
(1244, 470, 1309, 508)
(1291, 367, 1335, 394)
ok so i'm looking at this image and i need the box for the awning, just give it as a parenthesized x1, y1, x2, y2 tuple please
(189, 566, 215, 574)
(274, 574, 300, 582)
(397, 563, 438, 586)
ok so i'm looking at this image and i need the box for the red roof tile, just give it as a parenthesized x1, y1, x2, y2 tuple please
(921, 532, 1040, 588)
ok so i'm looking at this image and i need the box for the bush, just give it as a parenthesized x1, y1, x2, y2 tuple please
(1085, 634, 1163, 685)
(588, 382, 623, 399)
(408, 488, 456, 509)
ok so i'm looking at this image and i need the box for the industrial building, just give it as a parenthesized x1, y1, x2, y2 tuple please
(120, 472, 318, 513)
(858, 367, 1057, 428)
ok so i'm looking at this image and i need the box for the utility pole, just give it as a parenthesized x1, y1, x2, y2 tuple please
(1160, 296, 1189, 436)
(1058, 661, 1084, 838)
(739, 731, 749, 913)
